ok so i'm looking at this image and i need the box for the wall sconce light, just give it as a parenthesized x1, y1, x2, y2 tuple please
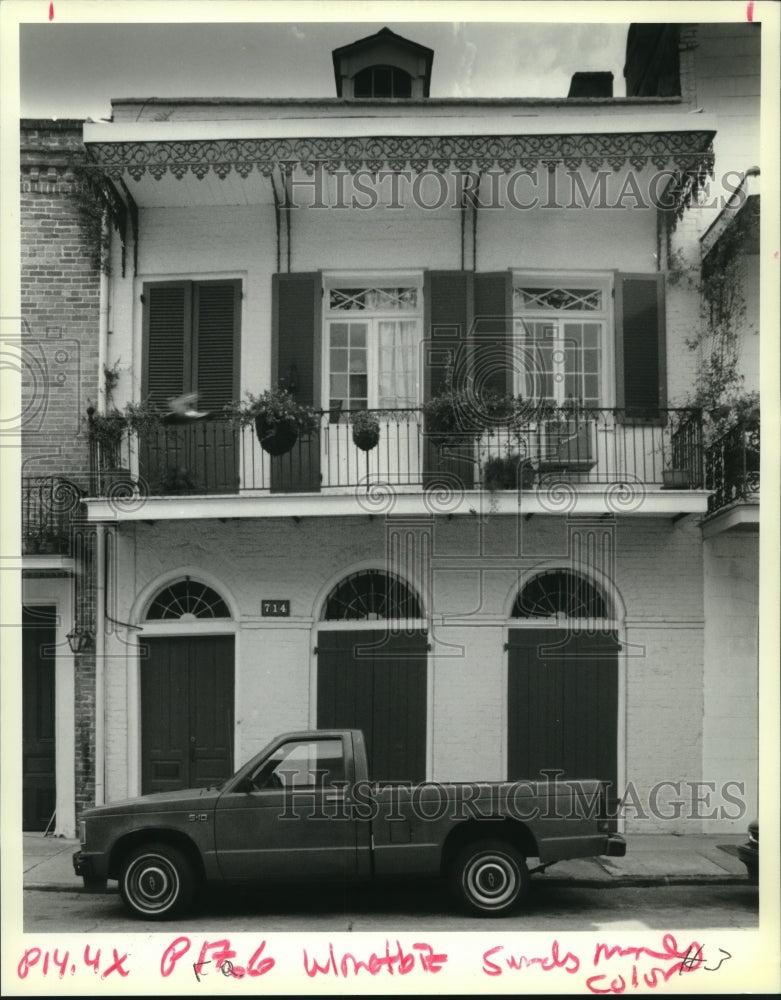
(66, 625, 94, 654)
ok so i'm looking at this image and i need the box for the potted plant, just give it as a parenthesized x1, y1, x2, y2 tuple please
(228, 388, 319, 456)
(662, 467, 691, 489)
(422, 386, 476, 452)
(539, 399, 595, 472)
(482, 454, 536, 492)
(351, 409, 381, 451)
(87, 406, 129, 488)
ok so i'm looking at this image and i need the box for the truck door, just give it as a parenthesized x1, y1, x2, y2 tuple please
(214, 734, 361, 881)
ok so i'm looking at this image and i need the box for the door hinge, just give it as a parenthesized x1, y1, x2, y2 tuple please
(313, 646, 318, 655)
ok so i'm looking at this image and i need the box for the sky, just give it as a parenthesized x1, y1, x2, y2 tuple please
(18, 18, 630, 120)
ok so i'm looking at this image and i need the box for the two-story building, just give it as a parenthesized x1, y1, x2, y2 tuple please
(23, 21, 763, 837)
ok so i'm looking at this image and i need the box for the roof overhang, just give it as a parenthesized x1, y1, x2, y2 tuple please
(700, 168, 760, 262)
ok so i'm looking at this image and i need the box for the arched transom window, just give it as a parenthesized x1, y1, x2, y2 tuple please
(321, 570, 422, 621)
(146, 578, 231, 621)
(512, 570, 608, 619)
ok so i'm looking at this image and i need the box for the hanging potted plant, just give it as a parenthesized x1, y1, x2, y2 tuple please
(351, 409, 381, 451)
(227, 388, 319, 456)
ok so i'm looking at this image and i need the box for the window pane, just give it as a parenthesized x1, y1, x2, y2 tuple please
(582, 323, 600, 347)
(349, 325, 367, 347)
(583, 375, 600, 403)
(330, 324, 348, 345)
(349, 352, 367, 373)
(583, 348, 600, 372)
(330, 348, 348, 372)
(350, 374, 368, 398)
(330, 375, 348, 398)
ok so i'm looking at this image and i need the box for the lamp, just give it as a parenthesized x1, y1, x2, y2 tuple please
(66, 624, 94, 654)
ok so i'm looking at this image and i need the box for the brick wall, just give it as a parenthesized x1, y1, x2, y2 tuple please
(20, 119, 100, 486)
(21, 120, 100, 817)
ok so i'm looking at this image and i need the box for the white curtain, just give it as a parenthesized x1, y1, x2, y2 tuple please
(377, 320, 418, 408)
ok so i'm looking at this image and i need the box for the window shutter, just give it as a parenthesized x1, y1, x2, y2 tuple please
(473, 271, 512, 397)
(423, 271, 473, 488)
(271, 273, 322, 492)
(143, 283, 189, 407)
(194, 280, 241, 411)
(615, 273, 666, 419)
(272, 272, 322, 407)
(423, 271, 471, 401)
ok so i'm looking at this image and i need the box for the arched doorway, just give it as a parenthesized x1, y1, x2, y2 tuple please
(140, 578, 234, 794)
(507, 569, 620, 814)
(316, 570, 427, 782)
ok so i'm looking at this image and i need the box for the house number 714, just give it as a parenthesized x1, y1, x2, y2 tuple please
(262, 600, 290, 617)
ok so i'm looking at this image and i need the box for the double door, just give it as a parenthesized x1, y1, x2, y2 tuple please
(141, 635, 234, 793)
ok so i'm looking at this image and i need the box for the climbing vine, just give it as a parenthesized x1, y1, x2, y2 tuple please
(666, 197, 759, 442)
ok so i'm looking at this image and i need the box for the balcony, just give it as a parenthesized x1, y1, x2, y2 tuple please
(85, 407, 707, 521)
(22, 477, 83, 557)
(704, 421, 760, 520)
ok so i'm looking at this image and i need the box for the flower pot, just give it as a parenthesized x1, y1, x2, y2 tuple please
(662, 468, 691, 489)
(540, 420, 595, 471)
(482, 456, 535, 492)
(255, 416, 299, 456)
(352, 426, 380, 452)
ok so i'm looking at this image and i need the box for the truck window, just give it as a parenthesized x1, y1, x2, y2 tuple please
(251, 738, 346, 790)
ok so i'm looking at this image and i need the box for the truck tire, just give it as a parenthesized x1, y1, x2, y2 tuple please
(119, 843, 195, 920)
(452, 839, 530, 916)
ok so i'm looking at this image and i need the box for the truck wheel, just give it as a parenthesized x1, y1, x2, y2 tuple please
(452, 840, 529, 916)
(119, 843, 195, 919)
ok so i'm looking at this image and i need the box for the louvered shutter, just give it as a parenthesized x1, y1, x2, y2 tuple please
(142, 281, 240, 494)
(473, 271, 513, 397)
(194, 280, 240, 410)
(272, 272, 321, 406)
(615, 273, 666, 420)
(270, 273, 321, 492)
(423, 271, 471, 401)
(143, 283, 189, 406)
(423, 271, 473, 487)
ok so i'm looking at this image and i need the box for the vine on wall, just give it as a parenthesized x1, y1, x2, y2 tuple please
(666, 198, 759, 442)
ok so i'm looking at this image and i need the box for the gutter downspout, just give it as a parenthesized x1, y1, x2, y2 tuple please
(94, 522, 106, 805)
(94, 212, 110, 806)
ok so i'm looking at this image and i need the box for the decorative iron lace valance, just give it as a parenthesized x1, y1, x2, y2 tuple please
(86, 130, 714, 190)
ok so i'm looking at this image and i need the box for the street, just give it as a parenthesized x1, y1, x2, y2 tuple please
(24, 880, 758, 933)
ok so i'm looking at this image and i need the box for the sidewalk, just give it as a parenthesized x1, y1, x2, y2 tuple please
(23, 831, 751, 892)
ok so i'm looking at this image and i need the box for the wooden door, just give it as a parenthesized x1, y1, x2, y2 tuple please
(141, 635, 234, 793)
(317, 629, 427, 782)
(22, 606, 56, 831)
(508, 628, 619, 813)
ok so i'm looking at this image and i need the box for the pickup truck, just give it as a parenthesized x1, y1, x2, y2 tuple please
(74, 729, 625, 919)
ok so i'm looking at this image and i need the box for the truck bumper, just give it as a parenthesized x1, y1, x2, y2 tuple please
(605, 834, 627, 857)
(73, 850, 108, 891)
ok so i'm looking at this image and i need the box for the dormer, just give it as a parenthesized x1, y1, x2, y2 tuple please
(332, 26, 434, 99)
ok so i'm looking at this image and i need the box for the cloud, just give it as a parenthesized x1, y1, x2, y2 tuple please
(453, 40, 477, 98)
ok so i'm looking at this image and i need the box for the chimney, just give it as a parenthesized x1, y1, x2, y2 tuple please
(567, 71, 614, 98)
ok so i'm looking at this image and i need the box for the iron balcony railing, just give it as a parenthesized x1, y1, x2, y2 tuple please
(705, 421, 760, 515)
(22, 477, 83, 555)
(87, 406, 705, 500)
